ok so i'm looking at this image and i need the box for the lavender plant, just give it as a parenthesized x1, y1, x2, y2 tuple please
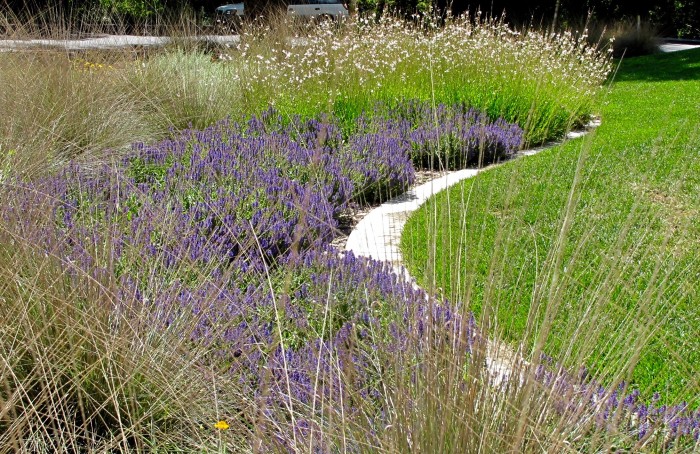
(1, 103, 512, 448)
(526, 356, 700, 450)
(12, 99, 696, 451)
(31, 100, 521, 318)
(358, 101, 524, 170)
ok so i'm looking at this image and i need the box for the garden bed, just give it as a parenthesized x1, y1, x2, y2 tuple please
(4, 15, 661, 452)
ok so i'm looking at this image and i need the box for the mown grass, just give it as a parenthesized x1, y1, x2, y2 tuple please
(402, 48, 700, 403)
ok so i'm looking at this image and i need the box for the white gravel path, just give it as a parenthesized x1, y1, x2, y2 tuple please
(2, 35, 694, 53)
(659, 42, 700, 52)
(0, 34, 240, 51)
(344, 122, 600, 385)
(345, 123, 599, 274)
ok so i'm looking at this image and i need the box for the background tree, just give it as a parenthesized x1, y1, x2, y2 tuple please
(3, 0, 698, 37)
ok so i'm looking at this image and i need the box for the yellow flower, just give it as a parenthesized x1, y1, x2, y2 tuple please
(214, 420, 230, 430)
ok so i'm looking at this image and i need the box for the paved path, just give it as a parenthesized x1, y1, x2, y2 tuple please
(345, 168, 477, 268)
(659, 42, 700, 53)
(0, 34, 239, 51)
(2, 35, 695, 53)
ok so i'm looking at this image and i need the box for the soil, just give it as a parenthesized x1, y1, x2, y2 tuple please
(330, 169, 449, 251)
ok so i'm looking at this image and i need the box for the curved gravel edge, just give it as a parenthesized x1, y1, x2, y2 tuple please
(345, 121, 599, 274)
(344, 121, 600, 384)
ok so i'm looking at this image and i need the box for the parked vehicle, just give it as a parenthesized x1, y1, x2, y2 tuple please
(215, 3, 245, 32)
(287, 0, 349, 21)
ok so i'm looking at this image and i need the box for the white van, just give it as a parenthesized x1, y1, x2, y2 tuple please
(287, 0, 349, 21)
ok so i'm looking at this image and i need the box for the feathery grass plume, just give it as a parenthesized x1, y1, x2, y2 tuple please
(0, 50, 160, 178)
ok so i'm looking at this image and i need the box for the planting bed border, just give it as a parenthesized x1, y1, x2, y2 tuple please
(345, 119, 600, 276)
(344, 119, 600, 383)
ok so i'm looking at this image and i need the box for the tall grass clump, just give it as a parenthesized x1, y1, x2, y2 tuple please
(124, 48, 246, 132)
(0, 5, 222, 177)
(609, 20, 660, 57)
(0, 50, 163, 177)
(0, 181, 257, 451)
(209, 14, 611, 145)
(587, 19, 661, 58)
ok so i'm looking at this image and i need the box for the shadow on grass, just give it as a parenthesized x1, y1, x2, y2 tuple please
(614, 47, 700, 82)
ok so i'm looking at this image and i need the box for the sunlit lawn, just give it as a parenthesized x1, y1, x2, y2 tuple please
(402, 48, 700, 403)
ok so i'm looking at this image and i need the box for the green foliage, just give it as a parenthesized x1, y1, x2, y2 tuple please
(649, 0, 700, 38)
(385, 0, 431, 14)
(98, 0, 164, 19)
(357, 0, 379, 14)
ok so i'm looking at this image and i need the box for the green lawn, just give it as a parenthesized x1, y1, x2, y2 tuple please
(401, 48, 700, 403)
